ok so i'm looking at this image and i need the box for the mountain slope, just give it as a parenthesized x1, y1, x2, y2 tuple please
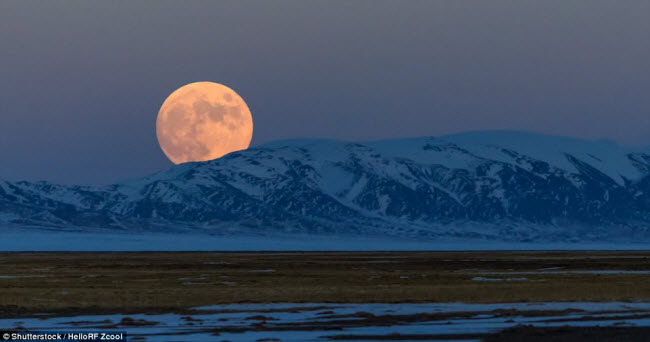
(2, 131, 650, 242)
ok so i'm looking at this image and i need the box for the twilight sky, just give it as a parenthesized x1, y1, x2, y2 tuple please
(1, 1, 650, 184)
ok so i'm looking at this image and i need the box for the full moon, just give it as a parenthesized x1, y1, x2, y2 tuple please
(156, 82, 253, 164)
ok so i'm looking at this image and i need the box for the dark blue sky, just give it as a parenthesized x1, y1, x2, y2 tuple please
(2, 1, 650, 184)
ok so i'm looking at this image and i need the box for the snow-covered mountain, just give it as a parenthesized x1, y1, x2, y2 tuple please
(3, 130, 650, 242)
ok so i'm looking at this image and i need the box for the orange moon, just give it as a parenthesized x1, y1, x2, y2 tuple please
(156, 82, 253, 164)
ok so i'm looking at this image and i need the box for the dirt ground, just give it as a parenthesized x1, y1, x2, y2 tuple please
(1, 251, 650, 313)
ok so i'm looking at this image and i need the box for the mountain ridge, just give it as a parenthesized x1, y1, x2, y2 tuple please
(2, 130, 650, 243)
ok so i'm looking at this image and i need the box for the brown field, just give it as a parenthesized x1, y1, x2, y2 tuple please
(1, 251, 650, 314)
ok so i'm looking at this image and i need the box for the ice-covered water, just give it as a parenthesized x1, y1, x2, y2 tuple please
(3, 302, 650, 341)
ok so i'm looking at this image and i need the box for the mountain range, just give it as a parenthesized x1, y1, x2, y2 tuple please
(2, 130, 650, 243)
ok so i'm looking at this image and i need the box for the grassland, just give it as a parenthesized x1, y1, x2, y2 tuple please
(1, 251, 650, 314)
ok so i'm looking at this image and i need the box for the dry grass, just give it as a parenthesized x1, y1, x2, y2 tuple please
(1, 251, 650, 311)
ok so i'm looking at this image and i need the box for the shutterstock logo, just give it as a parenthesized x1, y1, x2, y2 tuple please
(0, 331, 126, 341)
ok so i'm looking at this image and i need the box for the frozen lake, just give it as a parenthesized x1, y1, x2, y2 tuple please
(3, 302, 650, 341)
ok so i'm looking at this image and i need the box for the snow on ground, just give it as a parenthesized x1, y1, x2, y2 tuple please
(3, 302, 650, 342)
(2, 229, 650, 251)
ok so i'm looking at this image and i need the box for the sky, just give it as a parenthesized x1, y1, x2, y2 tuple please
(1, 1, 650, 185)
